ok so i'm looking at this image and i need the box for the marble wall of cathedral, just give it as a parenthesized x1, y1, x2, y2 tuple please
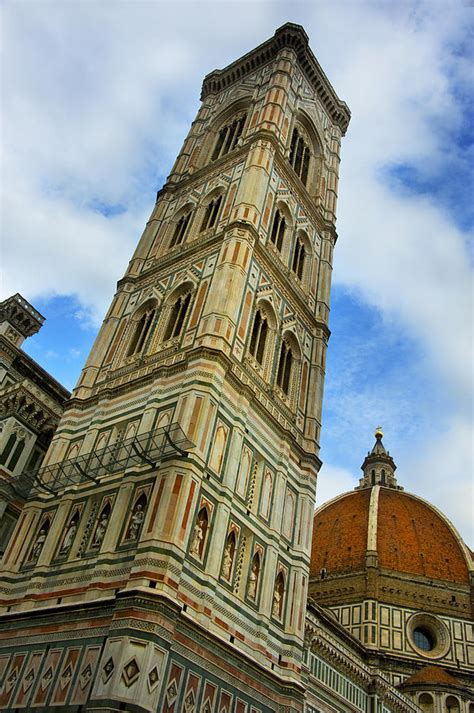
(328, 600, 474, 684)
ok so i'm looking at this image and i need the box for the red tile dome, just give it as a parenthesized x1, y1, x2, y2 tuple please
(310, 487, 470, 585)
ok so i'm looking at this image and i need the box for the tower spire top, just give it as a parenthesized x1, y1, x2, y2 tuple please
(355, 428, 402, 491)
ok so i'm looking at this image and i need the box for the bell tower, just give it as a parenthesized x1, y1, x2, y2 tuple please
(0, 24, 349, 712)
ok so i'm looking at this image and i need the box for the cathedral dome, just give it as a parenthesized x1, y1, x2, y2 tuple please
(310, 431, 472, 602)
(310, 486, 470, 585)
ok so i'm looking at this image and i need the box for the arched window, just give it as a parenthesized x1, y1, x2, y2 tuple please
(381, 469, 386, 485)
(8, 438, 25, 471)
(446, 697, 460, 713)
(418, 694, 434, 713)
(371, 469, 376, 486)
(276, 340, 293, 395)
(269, 210, 286, 252)
(249, 310, 268, 365)
(291, 236, 305, 280)
(0, 433, 17, 466)
(211, 114, 247, 161)
(289, 127, 310, 186)
(200, 195, 223, 232)
(127, 307, 156, 357)
(164, 292, 191, 341)
(170, 210, 192, 248)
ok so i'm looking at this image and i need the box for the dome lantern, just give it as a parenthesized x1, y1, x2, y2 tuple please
(356, 427, 401, 490)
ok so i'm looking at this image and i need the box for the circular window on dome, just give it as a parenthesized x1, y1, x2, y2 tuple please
(407, 613, 450, 659)
(413, 627, 434, 651)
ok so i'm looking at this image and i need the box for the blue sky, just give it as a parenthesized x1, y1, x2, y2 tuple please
(2, 1, 473, 545)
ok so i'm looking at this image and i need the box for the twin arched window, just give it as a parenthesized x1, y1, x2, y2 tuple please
(170, 211, 192, 248)
(164, 292, 192, 341)
(200, 195, 223, 233)
(248, 310, 268, 365)
(211, 114, 247, 161)
(276, 340, 293, 396)
(0, 432, 26, 472)
(289, 127, 310, 186)
(248, 306, 299, 401)
(292, 236, 306, 280)
(270, 210, 286, 252)
(127, 306, 156, 357)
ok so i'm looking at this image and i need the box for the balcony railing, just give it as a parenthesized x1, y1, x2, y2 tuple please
(11, 423, 194, 498)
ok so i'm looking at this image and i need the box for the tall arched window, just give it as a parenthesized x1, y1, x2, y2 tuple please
(200, 195, 223, 232)
(291, 237, 305, 280)
(0, 434, 17, 466)
(276, 340, 293, 395)
(170, 210, 192, 248)
(289, 127, 310, 186)
(127, 306, 156, 357)
(211, 114, 247, 161)
(249, 310, 268, 365)
(164, 292, 192, 341)
(269, 210, 286, 252)
(8, 438, 25, 471)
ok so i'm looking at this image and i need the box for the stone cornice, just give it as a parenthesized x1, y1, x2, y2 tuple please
(0, 293, 44, 338)
(200, 23, 350, 135)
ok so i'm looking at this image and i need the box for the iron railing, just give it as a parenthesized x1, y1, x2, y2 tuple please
(11, 423, 194, 498)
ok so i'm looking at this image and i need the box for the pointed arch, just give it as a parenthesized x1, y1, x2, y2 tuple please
(272, 570, 285, 619)
(221, 529, 236, 581)
(197, 97, 251, 169)
(260, 469, 273, 520)
(199, 188, 226, 233)
(126, 298, 158, 358)
(168, 201, 196, 249)
(162, 281, 194, 343)
(247, 549, 261, 600)
(291, 229, 312, 285)
(190, 506, 209, 560)
(288, 111, 324, 195)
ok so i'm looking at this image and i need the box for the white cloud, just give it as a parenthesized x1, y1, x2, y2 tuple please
(316, 464, 358, 509)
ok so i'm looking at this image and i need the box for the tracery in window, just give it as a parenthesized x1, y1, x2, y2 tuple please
(170, 210, 192, 248)
(200, 195, 223, 232)
(211, 114, 247, 161)
(289, 127, 310, 185)
(269, 210, 286, 252)
(276, 340, 293, 395)
(291, 236, 306, 280)
(249, 309, 268, 365)
(164, 292, 192, 341)
(127, 307, 156, 357)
